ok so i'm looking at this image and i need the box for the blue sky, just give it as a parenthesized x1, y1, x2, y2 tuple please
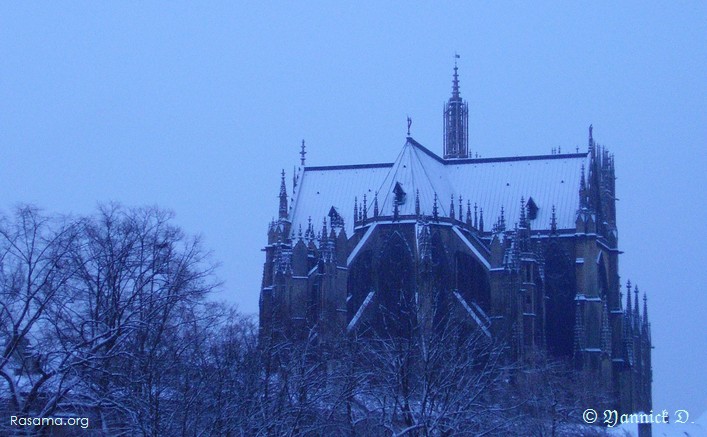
(1, 1, 705, 420)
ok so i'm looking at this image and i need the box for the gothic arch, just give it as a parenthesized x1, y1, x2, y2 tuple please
(454, 251, 491, 310)
(376, 230, 416, 337)
(348, 249, 374, 322)
(544, 240, 575, 357)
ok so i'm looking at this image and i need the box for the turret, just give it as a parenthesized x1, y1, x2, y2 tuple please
(443, 56, 470, 159)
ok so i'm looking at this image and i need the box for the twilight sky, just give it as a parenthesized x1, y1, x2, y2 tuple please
(1, 1, 705, 420)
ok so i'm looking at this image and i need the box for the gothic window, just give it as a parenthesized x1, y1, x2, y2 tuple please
(377, 231, 415, 337)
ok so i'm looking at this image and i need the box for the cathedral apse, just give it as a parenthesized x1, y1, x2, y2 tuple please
(258, 64, 652, 424)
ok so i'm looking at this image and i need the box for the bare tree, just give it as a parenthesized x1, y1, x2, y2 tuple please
(0, 205, 219, 436)
(507, 351, 614, 436)
(57, 205, 218, 435)
(346, 316, 515, 436)
(0, 206, 82, 432)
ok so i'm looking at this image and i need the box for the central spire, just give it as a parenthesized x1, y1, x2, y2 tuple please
(443, 54, 469, 159)
(452, 55, 460, 100)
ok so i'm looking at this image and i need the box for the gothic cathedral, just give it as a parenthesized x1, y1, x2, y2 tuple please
(259, 64, 652, 422)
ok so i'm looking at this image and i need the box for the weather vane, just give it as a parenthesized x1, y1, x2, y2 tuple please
(407, 116, 412, 136)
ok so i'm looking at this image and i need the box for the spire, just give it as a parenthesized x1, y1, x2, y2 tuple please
(550, 205, 558, 233)
(519, 197, 527, 228)
(298, 224, 303, 240)
(432, 193, 439, 221)
(353, 197, 359, 225)
(458, 195, 463, 221)
(278, 169, 288, 219)
(452, 54, 460, 99)
(633, 284, 641, 332)
(300, 139, 307, 166)
(474, 203, 478, 228)
(306, 216, 314, 242)
(415, 189, 420, 216)
(443, 55, 469, 159)
(579, 164, 588, 209)
(321, 217, 328, 244)
(626, 280, 633, 324)
(500, 206, 506, 230)
(449, 194, 455, 220)
(362, 194, 368, 221)
(642, 291, 651, 342)
(479, 208, 484, 232)
(373, 192, 379, 217)
(466, 200, 472, 226)
(623, 281, 637, 365)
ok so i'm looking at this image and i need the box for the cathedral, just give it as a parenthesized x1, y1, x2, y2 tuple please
(259, 63, 652, 421)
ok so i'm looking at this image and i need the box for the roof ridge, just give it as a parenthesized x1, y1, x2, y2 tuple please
(304, 162, 393, 171)
(444, 152, 588, 164)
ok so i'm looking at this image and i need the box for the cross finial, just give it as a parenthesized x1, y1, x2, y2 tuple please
(407, 116, 412, 136)
(300, 139, 307, 166)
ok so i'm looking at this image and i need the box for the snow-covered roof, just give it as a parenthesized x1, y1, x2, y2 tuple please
(289, 138, 589, 237)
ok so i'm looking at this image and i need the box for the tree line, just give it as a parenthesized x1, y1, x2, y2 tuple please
(0, 205, 614, 436)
